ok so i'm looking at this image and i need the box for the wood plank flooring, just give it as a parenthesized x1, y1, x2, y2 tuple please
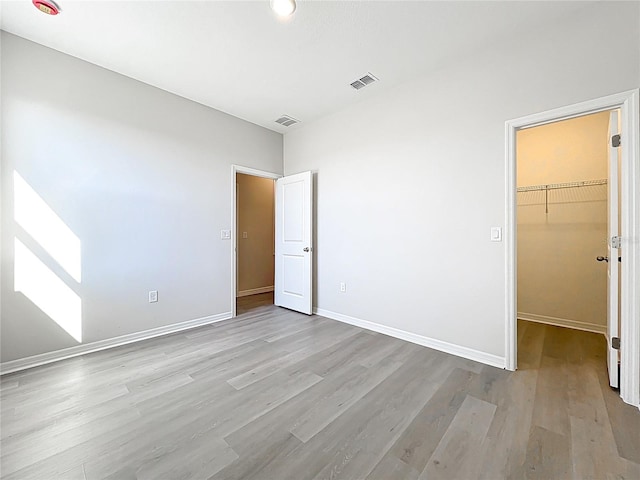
(1, 294, 638, 479)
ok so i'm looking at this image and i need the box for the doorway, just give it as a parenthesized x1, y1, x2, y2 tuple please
(235, 172, 276, 315)
(516, 112, 611, 333)
(505, 90, 640, 408)
(231, 166, 315, 318)
(231, 166, 281, 318)
(515, 111, 614, 379)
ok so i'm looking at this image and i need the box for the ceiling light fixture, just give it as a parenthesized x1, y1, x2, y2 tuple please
(270, 0, 296, 17)
(32, 0, 61, 15)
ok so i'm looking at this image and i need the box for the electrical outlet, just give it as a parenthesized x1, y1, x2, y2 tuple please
(340, 282, 346, 293)
(149, 290, 158, 303)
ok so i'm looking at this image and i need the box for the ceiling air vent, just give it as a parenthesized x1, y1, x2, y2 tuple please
(275, 115, 299, 127)
(350, 72, 378, 91)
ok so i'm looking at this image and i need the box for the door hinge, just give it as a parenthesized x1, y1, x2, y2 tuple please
(611, 236, 621, 249)
(612, 337, 620, 350)
(611, 134, 621, 147)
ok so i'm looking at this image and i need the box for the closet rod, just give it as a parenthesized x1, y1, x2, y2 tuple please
(516, 178, 607, 193)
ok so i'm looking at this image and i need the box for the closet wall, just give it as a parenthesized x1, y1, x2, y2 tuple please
(517, 112, 609, 332)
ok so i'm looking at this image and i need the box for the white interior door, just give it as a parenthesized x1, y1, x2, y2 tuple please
(606, 110, 621, 388)
(275, 171, 313, 315)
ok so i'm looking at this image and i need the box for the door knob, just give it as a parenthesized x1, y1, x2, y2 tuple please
(303, 247, 310, 252)
(596, 256, 609, 263)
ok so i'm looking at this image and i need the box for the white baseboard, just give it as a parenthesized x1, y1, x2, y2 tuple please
(236, 286, 274, 298)
(517, 312, 606, 335)
(313, 308, 505, 369)
(0, 311, 232, 375)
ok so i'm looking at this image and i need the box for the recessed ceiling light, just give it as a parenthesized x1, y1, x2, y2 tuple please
(271, 0, 296, 17)
(32, 0, 61, 15)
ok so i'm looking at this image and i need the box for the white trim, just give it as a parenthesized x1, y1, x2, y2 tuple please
(517, 312, 607, 335)
(314, 308, 506, 369)
(505, 89, 640, 408)
(0, 312, 231, 375)
(505, 118, 517, 372)
(237, 286, 274, 297)
(231, 165, 281, 319)
(619, 90, 640, 410)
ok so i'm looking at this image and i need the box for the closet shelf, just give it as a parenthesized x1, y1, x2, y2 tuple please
(517, 178, 607, 214)
(517, 178, 607, 193)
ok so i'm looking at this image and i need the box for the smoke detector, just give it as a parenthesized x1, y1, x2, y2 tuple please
(33, 0, 61, 15)
(275, 115, 299, 127)
(350, 73, 378, 91)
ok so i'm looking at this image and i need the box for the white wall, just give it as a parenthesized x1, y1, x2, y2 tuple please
(284, 2, 640, 360)
(237, 173, 275, 294)
(517, 112, 609, 332)
(0, 33, 283, 363)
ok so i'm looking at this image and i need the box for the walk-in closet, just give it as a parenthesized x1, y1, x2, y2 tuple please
(516, 111, 615, 369)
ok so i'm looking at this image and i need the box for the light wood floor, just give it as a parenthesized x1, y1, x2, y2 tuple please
(236, 292, 274, 315)
(1, 294, 638, 479)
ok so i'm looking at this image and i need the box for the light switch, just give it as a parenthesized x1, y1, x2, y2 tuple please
(491, 227, 502, 242)
(242, 232, 248, 239)
(221, 229, 231, 240)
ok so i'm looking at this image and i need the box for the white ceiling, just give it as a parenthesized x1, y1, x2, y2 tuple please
(0, 0, 593, 133)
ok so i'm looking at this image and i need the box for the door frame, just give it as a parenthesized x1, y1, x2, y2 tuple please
(231, 165, 282, 318)
(504, 89, 640, 408)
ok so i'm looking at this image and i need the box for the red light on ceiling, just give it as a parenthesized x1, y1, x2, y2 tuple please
(33, 0, 60, 15)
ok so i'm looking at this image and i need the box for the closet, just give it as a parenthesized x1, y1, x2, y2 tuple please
(516, 111, 610, 336)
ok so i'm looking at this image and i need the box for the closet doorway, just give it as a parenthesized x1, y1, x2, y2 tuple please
(233, 168, 278, 316)
(516, 110, 616, 377)
(505, 89, 640, 408)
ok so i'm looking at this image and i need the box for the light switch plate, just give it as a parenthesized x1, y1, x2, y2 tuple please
(221, 230, 231, 240)
(491, 227, 502, 242)
(242, 232, 248, 239)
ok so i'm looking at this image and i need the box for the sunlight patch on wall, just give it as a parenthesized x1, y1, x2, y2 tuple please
(14, 171, 82, 282)
(14, 239, 82, 342)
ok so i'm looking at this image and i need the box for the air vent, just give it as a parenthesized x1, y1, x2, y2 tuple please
(275, 115, 299, 127)
(350, 72, 378, 91)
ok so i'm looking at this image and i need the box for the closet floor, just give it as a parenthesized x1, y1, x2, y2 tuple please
(1, 313, 638, 479)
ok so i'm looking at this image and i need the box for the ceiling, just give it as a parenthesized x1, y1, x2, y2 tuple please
(0, 1, 593, 133)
